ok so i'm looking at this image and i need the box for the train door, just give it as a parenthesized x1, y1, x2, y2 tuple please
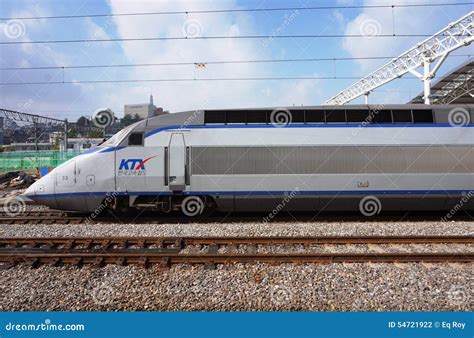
(55, 159, 89, 211)
(167, 133, 187, 191)
(115, 132, 147, 193)
(55, 159, 76, 188)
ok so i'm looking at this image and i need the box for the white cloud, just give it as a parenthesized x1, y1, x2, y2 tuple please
(104, 0, 320, 113)
(0, 12, 95, 119)
(341, 0, 460, 73)
(339, 0, 471, 103)
(1, 1, 331, 117)
(332, 10, 346, 28)
(83, 17, 114, 48)
(343, 3, 411, 72)
(258, 77, 323, 108)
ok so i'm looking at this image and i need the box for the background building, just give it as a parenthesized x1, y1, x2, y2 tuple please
(60, 138, 104, 152)
(124, 95, 167, 119)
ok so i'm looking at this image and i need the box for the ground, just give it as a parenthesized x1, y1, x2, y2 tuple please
(0, 220, 472, 311)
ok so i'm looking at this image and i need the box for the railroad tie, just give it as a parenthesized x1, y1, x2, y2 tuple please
(94, 257, 105, 267)
(48, 257, 60, 267)
(115, 257, 126, 266)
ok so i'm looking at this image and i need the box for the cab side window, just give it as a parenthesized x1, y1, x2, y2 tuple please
(128, 133, 144, 146)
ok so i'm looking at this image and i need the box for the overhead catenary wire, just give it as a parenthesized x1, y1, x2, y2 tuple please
(0, 54, 471, 71)
(19, 89, 418, 113)
(0, 76, 434, 86)
(1, 3, 469, 103)
(1, 34, 470, 45)
(0, 2, 471, 20)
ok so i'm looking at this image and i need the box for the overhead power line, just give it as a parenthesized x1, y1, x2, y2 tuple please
(1, 54, 470, 71)
(0, 76, 428, 86)
(0, 2, 471, 21)
(324, 10, 473, 105)
(1, 34, 468, 45)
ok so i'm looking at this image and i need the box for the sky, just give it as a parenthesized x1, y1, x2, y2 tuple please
(0, 0, 472, 121)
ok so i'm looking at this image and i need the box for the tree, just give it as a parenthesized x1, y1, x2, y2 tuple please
(76, 116, 90, 126)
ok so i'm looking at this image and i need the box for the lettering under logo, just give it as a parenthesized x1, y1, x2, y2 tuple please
(118, 155, 157, 176)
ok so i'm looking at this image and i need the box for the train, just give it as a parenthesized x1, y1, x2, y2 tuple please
(24, 104, 474, 216)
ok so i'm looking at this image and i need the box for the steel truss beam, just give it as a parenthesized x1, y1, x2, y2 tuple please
(0, 108, 64, 125)
(0, 108, 104, 151)
(0, 108, 103, 132)
(430, 66, 474, 104)
(324, 11, 474, 105)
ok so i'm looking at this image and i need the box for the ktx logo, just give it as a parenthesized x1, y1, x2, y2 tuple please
(118, 156, 157, 171)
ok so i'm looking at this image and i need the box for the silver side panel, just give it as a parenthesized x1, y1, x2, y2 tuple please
(189, 174, 472, 193)
(191, 146, 474, 175)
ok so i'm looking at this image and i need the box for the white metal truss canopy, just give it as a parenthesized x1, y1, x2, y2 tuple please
(324, 11, 474, 105)
(410, 58, 473, 104)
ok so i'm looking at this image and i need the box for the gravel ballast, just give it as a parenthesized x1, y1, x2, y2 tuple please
(1, 220, 473, 237)
(0, 220, 472, 311)
(0, 263, 471, 311)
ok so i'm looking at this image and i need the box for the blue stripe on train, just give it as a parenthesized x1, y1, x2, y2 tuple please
(144, 123, 474, 138)
(30, 189, 473, 198)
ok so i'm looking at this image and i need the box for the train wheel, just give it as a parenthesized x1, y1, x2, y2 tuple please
(181, 196, 205, 217)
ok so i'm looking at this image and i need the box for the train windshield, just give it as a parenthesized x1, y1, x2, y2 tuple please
(100, 125, 135, 147)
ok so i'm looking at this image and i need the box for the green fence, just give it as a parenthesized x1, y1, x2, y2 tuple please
(0, 150, 82, 172)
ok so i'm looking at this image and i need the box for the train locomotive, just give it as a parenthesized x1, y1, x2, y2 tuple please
(24, 104, 474, 216)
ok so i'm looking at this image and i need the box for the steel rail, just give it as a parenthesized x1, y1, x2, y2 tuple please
(0, 212, 473, 224)
(1, 252, 472, 267)
(0, 216, 85, 224)
(0, 236, 472, 247)
(0, 211, 67, 217)
(0, 236, 472, 267)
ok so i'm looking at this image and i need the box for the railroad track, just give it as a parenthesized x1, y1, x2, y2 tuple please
(0, 236, 472, 267)
(0, 210, 81, 224)
(0, 210, 473, 224)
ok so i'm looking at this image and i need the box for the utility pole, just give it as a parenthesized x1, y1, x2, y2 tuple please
(64, 119, 68, 152)
(33, 120, 38, 152)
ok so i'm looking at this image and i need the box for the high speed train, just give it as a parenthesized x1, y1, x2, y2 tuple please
(24, 104, 474, 216)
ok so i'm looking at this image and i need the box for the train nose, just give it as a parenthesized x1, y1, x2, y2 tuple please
(23, 174, 58, 209)
(23, 180, 39, 198)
